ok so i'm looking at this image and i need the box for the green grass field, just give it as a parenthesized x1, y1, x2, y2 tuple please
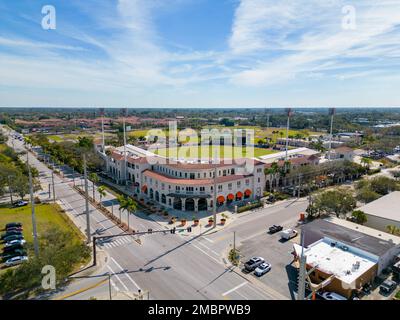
(154, 145, 277, 159)
(0, 203, 83, 244)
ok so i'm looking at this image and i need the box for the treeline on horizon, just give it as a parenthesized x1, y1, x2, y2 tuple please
(1, 107, 400, 133)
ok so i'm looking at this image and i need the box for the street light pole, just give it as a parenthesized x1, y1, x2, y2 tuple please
(27, 153, 39, 257)
(83, 154, 91, 243)
(327, 108, 336, 161)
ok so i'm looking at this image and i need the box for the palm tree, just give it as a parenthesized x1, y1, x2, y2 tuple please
(386, 225, 400, 236)
(265, 162, 280, 192)
(361, 157, 372, 170)
(89, 172, 100, 201)
(97, 185, 106, 207)
(124, 197, 138, 230)
(116, 194, 127, 223)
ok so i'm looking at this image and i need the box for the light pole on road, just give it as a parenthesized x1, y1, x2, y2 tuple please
(27, 153, 39, 257)
(83, 154, 91, 243)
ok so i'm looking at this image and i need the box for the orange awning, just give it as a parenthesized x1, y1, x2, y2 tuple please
(217, 195, 225, 203)
(245, 189, 252, 196)
(227, 193, 235, 201)
(236, 191, 243, 198)
(141, 185, 148, 192)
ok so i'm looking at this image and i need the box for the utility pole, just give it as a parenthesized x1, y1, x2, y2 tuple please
(212, 153, 218, 228)
(100, 108, 105, 153)
(27, 153, 39, 257)
(327, 108, 336, 161)
(233, 231, 236, 252)
(285, 108, 292, 162)
(121, 108, 128, 187)
(298, 231, 306, 300)
(108, 272, 112, 300)
(83, 154, 91, 243)
(51, 170, 56, 203)
(298, 173, 302, 199)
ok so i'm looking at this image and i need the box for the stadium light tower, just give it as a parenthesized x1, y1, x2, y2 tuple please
(121, 108, 128, 186)
(99, 108, 105, 153)
(285, 108, 293, 162)
(327, 108, 336, 161)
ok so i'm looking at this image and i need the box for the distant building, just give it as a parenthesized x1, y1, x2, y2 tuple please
(357, 191, 400, 232)
(327, 146, 354, 161)
(258, 147, 320, 164)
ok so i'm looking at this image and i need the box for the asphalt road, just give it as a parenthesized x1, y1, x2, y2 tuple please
(2, 125, 307, 300)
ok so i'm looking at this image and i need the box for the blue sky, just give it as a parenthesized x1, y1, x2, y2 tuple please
(0, 0, 400, 107)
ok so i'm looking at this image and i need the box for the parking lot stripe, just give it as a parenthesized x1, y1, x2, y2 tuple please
(222, 282, 247, 296)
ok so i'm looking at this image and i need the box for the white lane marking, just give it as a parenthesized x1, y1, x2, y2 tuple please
(110, 257, 141, 290)
(222, 282, 247, 296)
(196, 240, 219, 256)
(242, 281, 274, 299)
(202, 237, 214, 244)
(190, 242, 221, 264)
(107, 265, 129, 292)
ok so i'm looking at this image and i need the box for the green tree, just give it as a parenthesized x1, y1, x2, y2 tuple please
(369, 176, 398, 195)
(116, 194, 127, 223)
(124, 197, 138, 230)
(97, 185, 106, 206)
(312, 188, 357, 218)
(361, 157, 372, 170)
(386, 225, 400, 236)
(88, 172, 99, 201)
(356, 187, 381, 203)
(351, 210, 368, 225)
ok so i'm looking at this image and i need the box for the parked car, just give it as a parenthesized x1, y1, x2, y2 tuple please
(280, 229, 298, 240)
(321, 292, 347, 300)
(5, 226, 23, 232)
(244, 257, 265, 272)
(269, 225, 283, 234)
(1, 230, 22, 240)
(5, 222, 22, 229)
(254, 262, 272, 277)
(379, 279, 397, 295)
(5, 239, 26, 248)
(2, 244, 24, 253)
(2, 234, 24, 242)
(4, 256, 28, 267)
(1, 249, 27, 262)
(12, 200, 28, 207)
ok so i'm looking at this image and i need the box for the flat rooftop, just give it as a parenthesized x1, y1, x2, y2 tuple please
(325, 217, 400, 245)
(303, 237, 378, 284)
(358, 191, 400, 222)
(301, 219, 397, 257)
(258, 147, 319, 163)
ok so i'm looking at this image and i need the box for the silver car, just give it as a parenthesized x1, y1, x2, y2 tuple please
(5, 239, 26, 247)
(254, 262, 272, 276)
(5, 256, 29, 267)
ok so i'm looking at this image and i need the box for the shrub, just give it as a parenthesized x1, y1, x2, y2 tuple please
(237, 201, 263, 213)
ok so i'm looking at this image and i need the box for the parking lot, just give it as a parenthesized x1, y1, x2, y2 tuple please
(238, 227, 300, 300)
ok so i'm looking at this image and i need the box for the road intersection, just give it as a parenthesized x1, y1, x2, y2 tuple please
(2, 125, 306, 300)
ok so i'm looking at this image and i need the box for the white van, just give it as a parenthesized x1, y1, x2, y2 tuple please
(280, 228, 298, 240)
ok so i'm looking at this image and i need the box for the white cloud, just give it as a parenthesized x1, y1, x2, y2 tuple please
(229, 0, 400, 86)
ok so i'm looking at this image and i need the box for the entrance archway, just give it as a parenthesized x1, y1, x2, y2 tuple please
(185, 198, 195, 211)
(155, 191, 160, 202)
(173, 197, 182, 210)
(198, 198, 207, 211)
(149, 188, 154, 199)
